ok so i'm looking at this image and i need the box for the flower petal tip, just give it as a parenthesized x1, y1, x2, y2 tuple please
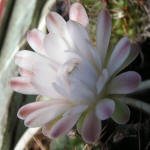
(69, 2, 89, 28)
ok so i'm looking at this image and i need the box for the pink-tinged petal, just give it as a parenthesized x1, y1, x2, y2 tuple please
(108, 71, 141, 94)
(14, 50, 50, 72)
(69, 2, 89, 28)
(96, 8, 112, 65)
(67, 59, 98, 105)
(19, 68, 34, 77)
(112, 99, 130, 124)
(53, 77, 70, 99)
(17, 99, 68, 119)
(107, 37, 130, 76)
(10, 77, 37, 95)
(119, 42, 140, 72)
(82, 40, 102, 70)
(67, 20, 89, 40)
(46, 12, 73, 47)
(69, 39, 101, 69)
(68, 78, 95, 105)
(96, 69, 108, 94)
(31, 63, 62, 99)
(81, 110, 101, 144)
(14, 50, 61, 98)
(44, 114, 80, 138)
(24, 103, 72, 127)
(66, 20, 90, 54)
(63, 105, 88, 117)
(54, 57, 97, 102)
(27, 29, 46, 55)
(46, 12, 66, 34)
(69, 58, 98, 90)
(96, 99, 115, 120)
(44, 33, 73, 63)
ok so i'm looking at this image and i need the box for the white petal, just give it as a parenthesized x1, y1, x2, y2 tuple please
(68, 79, 95, 105)
(15, 50, 51, 72)
(108, 71, 141, 94)
(67, 60, 98, 104)
(27, 29, 46, 55)
(19, 68, 34, 78)
(63, 105, 88, 117)
(69, 58, 98, 91)
(17, 100, 67, 119)
(66, 20, 90, 52)
(112, 99, 130, 124)
(31, 62, 62, 99)
(69, 2, 89, 28)
(76, 40, 102, 70)
(96, 9, 112, 64)
(96, 69, 108, 94)
(96, 99, 115, 120)
(86, 43, 102, 71)
(25, 103, 71, 127)
(14, 50, 61, 98)
(81, 110, 101, 144)
(44, 33, 73, 63)
(46, 12, 74, 50)
(46, 12, 66, 34)
(10, 77, 37, 95)
(55, 58, 98, 102)
(107, 37, 130, 76)
(44, 114, 80, 138)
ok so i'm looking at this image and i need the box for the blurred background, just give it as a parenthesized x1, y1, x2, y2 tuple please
(0, 0, 150, 150)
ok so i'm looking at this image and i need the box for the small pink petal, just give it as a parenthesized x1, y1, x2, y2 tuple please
(96, 99, 115, 120)
(69, 2, 89, 28)
(96, 8, 112, 65)
(10, 77, 37, 95)
(81, 110, 101, 144)
(96, 69, 108, 94)
(27, 29, 46, 55)
(107, 37, 130, 76)
(112, 99, 130, 124)
(108, 71, 141, 94)
(24, 103, 71, 127)
(45, 114, 80, 138)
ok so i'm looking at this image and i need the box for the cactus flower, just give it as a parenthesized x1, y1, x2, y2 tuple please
(10, 3, 141, 144)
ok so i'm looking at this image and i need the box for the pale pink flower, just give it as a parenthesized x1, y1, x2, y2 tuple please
(10, 3, 141, 144)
